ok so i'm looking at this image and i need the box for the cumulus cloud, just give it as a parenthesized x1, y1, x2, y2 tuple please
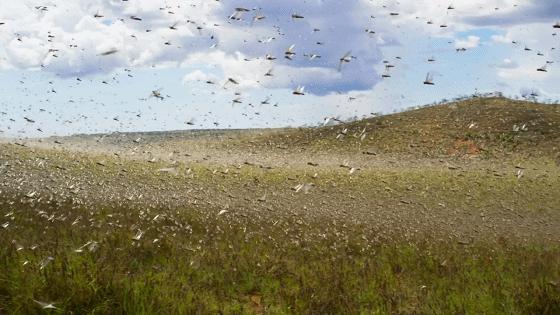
(491, 34, 512, 44)
(455, 36, 480, 49)
(0, 0, 555, 96)
(0, 0, 391, 94)
(0, 0, 216, 75)
(498, 63, 552, 80)
(463, 1, 560, 26)
(182, 69, 220, 84)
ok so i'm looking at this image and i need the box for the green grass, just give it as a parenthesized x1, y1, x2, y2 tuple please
(250, 97, 560, 157)
(1, 97, 560, 313)
(1, 197, 559, 314)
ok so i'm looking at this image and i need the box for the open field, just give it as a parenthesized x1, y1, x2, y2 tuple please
(1, 97, 559, 313)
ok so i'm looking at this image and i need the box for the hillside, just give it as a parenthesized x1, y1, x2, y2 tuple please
(255, 97, 560, 158)
(19, 97, 560, 164)
(1, 97, 559, 313)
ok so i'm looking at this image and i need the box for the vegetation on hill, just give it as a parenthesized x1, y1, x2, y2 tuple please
(255, 97, 560, 158)
(1, 97, 559, 313)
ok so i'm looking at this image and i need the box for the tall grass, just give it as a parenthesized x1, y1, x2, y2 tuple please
(1, 196, 558, 314)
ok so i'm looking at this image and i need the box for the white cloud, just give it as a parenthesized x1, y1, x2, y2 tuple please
(182, 69, 219, 84)
(491, 34, 512, 44)
(0, 0, 386, 93)
(0, 0, 217, 75)
(455, 36, 480, 49)
(5, 37, 45, 69)
(498, 64, 551, 80)
(495, 58, 519, 69)
(0, 0, 555, 99)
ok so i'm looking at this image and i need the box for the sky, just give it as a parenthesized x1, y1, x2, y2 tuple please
(0, 0, 559, 137)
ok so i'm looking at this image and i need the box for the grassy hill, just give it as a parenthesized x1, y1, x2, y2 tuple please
(1, 97, 559, 314)
(33, 97, 560, 162)
(256, 97, 560, 158)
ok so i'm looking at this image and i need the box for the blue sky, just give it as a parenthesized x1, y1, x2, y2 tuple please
(0, 0, 559, 137)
